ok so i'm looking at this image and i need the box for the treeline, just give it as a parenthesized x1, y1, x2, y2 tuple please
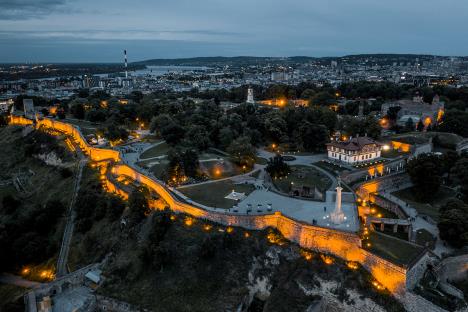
(406, 152, 468, 248)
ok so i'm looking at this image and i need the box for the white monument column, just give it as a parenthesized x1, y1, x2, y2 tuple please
(246, 88, 255, 104)
(331, 178, 345, 224)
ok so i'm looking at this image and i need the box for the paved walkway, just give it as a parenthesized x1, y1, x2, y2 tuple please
(56, 155, 87, 277)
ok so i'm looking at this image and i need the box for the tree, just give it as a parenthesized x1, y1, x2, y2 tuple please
(452, 157, 468, 202)
(162, 123, 185, 145)
(181, 149, 200, 178)
(438, 199, 468, 247)
(227, 136, 257, 168)
(311, 91, 334, 106)
(437, 110, 468, 137)
(296, 122, 328, 152)
(416, 119, 425, 132)
(406, 154, 442, 200)
(128, 187, 150, 225)
(1, 195, 21, 214)
(404, 118, 414, 132)
(166, 148, 200, 183)
(70, 103, 85, 119)
(386, 106, 401, 121)
(266, 154, 291, 179)
(102, 125, 128, 142)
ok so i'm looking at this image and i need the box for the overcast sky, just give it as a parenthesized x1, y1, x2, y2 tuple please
(1, 0, 467, 63)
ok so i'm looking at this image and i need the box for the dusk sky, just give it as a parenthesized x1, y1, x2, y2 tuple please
(1, 0, 468, 63)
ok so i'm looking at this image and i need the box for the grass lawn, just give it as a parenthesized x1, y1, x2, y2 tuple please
(64, 118, 99, 135)
(273, 165, 332, 193)
(140, 142, 171, 159)
(415, 229, 436, 249)
(256, 157, 269, 165)
(136, 158, 169, 179)
(149, 161, 169, 178)
(314, 161, 348, 175)
(199, 159, 244, 179)
(199, 153, 225, 161)
(250, 170, 261, 179)
(392, 186, 456, 222)
(365, 231, 424, 267)
(179, 180, 255, 209)
(368, 203, 399, 219)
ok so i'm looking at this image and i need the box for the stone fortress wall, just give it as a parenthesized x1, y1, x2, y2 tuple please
(9, 115, 427, 295)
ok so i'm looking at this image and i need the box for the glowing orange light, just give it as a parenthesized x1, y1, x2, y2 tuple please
(226, 226, 234, 234)
(377, 213, 382, 218)
(321, 254, 333, 265)
(372, 281, 384, 290)
(170, 215, 176, 221)
(424, 117, 432, 126)
(244, 232, 250, 238)
(301, 250, 313, 261)
(22, 267, 30, 275)
(347, 261, 359, 270)
(204, 224, 212, 231)
(184, 217, 193, 226)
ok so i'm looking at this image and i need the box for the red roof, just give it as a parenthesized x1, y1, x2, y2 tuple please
(327, 137, 381, 151)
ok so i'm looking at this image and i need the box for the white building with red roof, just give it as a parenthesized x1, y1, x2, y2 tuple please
(326, 136, 383, 164)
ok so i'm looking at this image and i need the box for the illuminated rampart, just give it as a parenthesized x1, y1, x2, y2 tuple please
(9, 115, 423, 295)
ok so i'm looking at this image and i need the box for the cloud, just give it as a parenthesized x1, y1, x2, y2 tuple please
(0, 29, 245, 42)
(0, 0, 77, 19)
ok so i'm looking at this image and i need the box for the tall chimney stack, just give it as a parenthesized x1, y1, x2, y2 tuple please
(124, 49, 128, 79)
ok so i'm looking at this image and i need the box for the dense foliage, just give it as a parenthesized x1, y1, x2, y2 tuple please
(438, 199, 468, 248)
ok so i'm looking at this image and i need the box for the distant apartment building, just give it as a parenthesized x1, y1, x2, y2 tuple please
(326, 136, 383, 164)
(270, 71, 291, 81)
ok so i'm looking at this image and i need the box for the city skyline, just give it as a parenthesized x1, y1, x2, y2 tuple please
(1, 0, 468, 62)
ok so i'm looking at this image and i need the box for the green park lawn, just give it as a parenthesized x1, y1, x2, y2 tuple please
(273, 165, 332, 193)
(392, 186, 456, 222)
(179, 180, 255, 209)
(415, 229, 436, 249)
(140, 142, 171, 159)
(314, 161, 349, 175)
(256, 157, 269, 165)
(199, 158, 245, 179)
(365, 231, 424, 267)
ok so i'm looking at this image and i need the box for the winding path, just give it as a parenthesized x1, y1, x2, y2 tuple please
(56, 155, 87, 277)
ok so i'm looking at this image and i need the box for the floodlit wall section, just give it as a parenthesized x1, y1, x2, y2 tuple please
(9, 116, 409, 294)
(113, 164, 408, 294)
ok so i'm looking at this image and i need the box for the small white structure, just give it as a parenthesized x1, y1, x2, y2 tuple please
(85, 269, 102, 285)
(225, 190, 247, 201)
(326, 136, 382, 164)
(330, 179, 345, 225)
(246, 88, 255, 104)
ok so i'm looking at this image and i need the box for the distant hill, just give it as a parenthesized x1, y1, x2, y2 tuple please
(133, 54, 448, 67)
